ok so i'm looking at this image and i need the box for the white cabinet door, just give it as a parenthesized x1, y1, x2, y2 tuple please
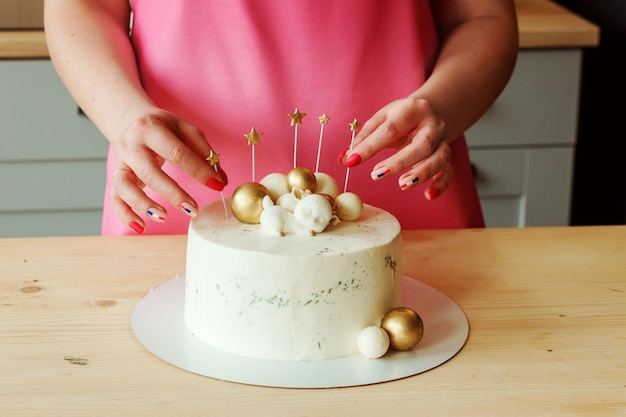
(466, 49, 582, 227)
(470, 148, 575, 227)
(0, 60, 108, 237)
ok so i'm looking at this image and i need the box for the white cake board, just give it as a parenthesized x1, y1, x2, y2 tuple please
(131, 275, 469, 388)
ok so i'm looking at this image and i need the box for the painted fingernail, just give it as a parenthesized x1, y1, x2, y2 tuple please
(147, 207, 166, 223)
(371, 166, 391, 181)
(344, 153, 362, 168)
(337, 147, 350, 164)
(129, 221, 144, 235)
(426, 188, 441, 200)
(180, 202, 198, 218)
(399, 175, 419, 191)
(207, 178, 225, 191)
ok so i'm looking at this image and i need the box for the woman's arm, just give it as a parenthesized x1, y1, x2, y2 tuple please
(420, 0, 519, 141)
(45, 0, 149, 140)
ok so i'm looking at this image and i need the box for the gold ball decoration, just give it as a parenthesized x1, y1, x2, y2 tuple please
(380, 307, 424, 351)
(230, 182, 270, 224)
(286, 167, 317, 193)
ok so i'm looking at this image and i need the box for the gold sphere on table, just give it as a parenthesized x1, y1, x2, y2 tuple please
(286, 167, 317, 193)
(230, 182, 270, 224)
(380, 307, 424, 351)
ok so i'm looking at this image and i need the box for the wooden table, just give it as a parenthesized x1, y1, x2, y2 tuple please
(1, 226, 624, 416)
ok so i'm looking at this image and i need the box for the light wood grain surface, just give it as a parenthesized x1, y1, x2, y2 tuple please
(0, 30, 47, 58)
(1, 226, 625, 416)
(0, 1, 600, 58)
(515, 0, 599, 47)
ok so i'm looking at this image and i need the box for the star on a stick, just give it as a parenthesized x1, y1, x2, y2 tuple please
(244, 127, 262, 145)
(318, 114, 330, 125)
(288, 108, 307, 126)
(205, 149, 220, 166)
(349, 118, 361, 132)
(205, 149, 229, 218)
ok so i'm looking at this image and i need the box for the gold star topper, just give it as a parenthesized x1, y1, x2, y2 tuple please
(205, 149, 220, 166)
(318, 114, 330, 125)
(288, 108, 306, 126)
(244, 127, 262, 145)
(349, 118, 361, 132)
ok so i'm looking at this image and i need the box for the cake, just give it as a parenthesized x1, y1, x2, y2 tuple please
(184, 183, 403, 360)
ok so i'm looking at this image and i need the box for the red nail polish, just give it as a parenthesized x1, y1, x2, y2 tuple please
(207, 178, 225, 191)
(337, 148, 349, 164)
(427, 188, 440, 200)
(129, 221, 144, 235)
(344, 153, 362, 168)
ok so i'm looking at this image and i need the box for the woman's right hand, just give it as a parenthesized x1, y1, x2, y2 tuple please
(109, 109, 228, 234)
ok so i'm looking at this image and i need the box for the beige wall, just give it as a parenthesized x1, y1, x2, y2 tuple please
(0, 0, 44, 29)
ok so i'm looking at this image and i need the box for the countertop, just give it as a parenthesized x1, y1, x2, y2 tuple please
(0, 0, 600, 59)
(1, 226, 625, 416)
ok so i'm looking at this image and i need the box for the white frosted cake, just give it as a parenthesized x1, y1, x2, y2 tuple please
(185, 198, 402, 361)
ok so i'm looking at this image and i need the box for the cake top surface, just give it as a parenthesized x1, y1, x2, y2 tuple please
(189, 199, 401, 257)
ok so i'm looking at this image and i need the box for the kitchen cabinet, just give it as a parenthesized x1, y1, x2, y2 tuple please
(0, 60, 108, 237)
(466, 49, 582, 227)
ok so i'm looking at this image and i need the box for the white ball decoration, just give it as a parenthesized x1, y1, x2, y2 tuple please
(357, 326, 390, 359)
(335, 192, 363, 221)
(314, 172, 340, 198)
(260, 173, 289, 202)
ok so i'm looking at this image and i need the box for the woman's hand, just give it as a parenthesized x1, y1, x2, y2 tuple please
(109, 110, 227, 233)
(338, 96, 453, 201)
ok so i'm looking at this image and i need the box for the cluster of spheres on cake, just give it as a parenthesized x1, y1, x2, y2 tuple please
(228, 166, 424, 358)
(230, 166, 363, 234)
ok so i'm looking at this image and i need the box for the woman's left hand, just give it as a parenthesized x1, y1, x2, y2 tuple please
(338, 96, 453, 200)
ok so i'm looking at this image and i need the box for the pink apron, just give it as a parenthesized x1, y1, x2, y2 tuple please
(102, 0, 484, 235)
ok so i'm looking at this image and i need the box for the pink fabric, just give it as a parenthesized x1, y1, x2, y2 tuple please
(102, 0, 484, 235)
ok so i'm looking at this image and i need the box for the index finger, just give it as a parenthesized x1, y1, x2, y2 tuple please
(143, 117, 227, 190)
(341, 102, 421, 167)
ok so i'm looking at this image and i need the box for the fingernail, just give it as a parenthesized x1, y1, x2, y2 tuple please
(344, 153, 362, 168)
(426, 188, 441, 200)
(180, 202, 198, 217)
(399, 175, 419, 191)
(207, 178, 225, 191)
(371, 166, 391, 181)
(147, 207, 167, 223)
(129, 221, 144, 235)
(337, 147, 349, 164)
